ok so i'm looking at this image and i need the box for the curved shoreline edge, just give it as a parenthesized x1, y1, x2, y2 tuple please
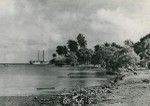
(0, 69, 149, 106)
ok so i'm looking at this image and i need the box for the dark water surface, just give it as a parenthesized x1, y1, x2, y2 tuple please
(0, 65, 107, 96)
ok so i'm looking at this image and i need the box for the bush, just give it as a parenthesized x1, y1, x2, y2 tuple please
(91, 43, 140, 73)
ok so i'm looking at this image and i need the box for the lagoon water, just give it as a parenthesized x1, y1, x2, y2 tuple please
(0, 65, 107, 96)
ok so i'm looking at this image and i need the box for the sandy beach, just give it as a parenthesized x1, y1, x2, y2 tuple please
(100, 69, 150, 106)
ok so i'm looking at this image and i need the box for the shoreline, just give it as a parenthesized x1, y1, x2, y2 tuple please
(0, 73, 117, 106)
(0, 69, 149, 106)
(100, 69, 150, 106)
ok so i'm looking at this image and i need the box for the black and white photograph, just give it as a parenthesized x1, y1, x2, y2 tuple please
(0, 0, 150, 105)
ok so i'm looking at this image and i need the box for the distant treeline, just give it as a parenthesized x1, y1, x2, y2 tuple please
(50, 33, 150, 73)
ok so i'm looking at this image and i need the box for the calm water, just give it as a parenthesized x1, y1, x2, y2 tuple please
(0, 65, 107, 96)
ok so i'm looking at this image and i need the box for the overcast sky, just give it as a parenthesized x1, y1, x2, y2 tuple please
(0, 0, 150, 63)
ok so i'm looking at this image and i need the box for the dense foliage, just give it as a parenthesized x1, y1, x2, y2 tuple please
(66, 52, 78, 66)
(67, 40, 78, 52)
(51, 33, 150, 72)
(91, 43, 139, 73)
(134, 34, 150, 68)
(56, 46, 68, 56)
(77, 48, 93, 64)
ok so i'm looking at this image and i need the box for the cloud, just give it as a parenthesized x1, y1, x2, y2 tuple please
(90, 8, 143, 42)
(0, 0, 15, 16)
(0, 0, 150, 62)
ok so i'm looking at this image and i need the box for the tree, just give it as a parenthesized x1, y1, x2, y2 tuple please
(134, 34, 150, 68)
(52, 53, 57, 58)
(77, 33, 87, 48)
(114, 47, 140, 72)
(134, 34, 150, 55)
(91, 43, 140, 73)
(94, 45, 100, 52)
(67, 40, 78, 52)
(111, 42, 123, 49)
(50, 53, 57, 64)
(140, 33, 150, 42)
(104, 42, 110, 47)
(124, 40, 134, 47)
(91, 51, 105, 67)
(56, 45, 68, 56)
(92, 43, 123, 67)
(77, 48, 93, 64)
(66, 52, 78, 66)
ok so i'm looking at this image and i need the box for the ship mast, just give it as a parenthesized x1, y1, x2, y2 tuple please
(43, 50, 45, 62)
(38, 50, 40, 61)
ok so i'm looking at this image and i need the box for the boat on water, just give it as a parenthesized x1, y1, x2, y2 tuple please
(29, 50, 49, 65)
